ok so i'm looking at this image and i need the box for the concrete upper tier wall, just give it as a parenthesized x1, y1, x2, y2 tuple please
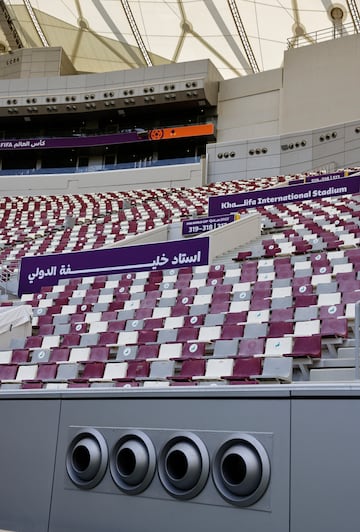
(217, 33, 360, 141)
(206, 119, 360, 182)
(0, 34, 357, 134)
(0, 56, 220, 115)
(217, 69, 282, 142)
(0, 36, 359, 192)
(209, 33, 360, 181)
(281, 34, 360, 134)
(0, 55, 220, 90)
(0, 162, 204, 196)
(0, 47, 76, 79)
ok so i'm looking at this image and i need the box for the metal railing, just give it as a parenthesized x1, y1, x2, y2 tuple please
(287, 22, 357, 49)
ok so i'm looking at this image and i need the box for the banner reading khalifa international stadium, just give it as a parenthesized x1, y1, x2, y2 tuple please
(208, 174, 360, 216)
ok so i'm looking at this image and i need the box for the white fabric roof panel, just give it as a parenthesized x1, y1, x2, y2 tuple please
(2, 1, 359, 78)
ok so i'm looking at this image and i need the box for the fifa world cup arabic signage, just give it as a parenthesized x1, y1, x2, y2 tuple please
(18, 237, 209, 296)
(208, 174, 360, 216)
(0, 132, 140, 151)
(0, 124, 214, 151)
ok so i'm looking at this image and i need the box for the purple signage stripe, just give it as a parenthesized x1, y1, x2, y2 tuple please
(182, 214, 235, 235)
(288, 179, 305, 186)
(18, 237, 209, 296)
(305, 171, 345, 183)
(208, 175, 360, 216)
(0, 132, 143, 151)
(288, 172, 345, 186)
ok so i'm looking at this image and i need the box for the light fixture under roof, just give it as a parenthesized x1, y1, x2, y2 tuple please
(330, 5, 345, 21)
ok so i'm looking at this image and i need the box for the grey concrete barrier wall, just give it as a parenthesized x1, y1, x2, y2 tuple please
(0, 386, 359, 532)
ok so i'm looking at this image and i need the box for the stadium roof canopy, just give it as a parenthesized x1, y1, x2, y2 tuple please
(1, 1, 359, 79)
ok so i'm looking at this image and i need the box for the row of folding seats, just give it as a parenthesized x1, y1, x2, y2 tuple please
(0, 347, 296, 389)
(30, 253, 356, 295)
(24, 280, 359, 324)
(3, 173, 360, 387)
(0, 175, 287, 270)
(235, 226, 360, 260)
(7, 296, 343, 378)
(0, 173, 321, 251)
(17, 247, 356, 359)
(25, 316, 342, 345)
(16, 276, 354, 384)
(29, 303, 349, 337)
(2, 324, 317, 388)
(26, 301, 355, 341)
(0, 340, 331, 390)
(7, 331, 325, 363)
(2, 174, 356, 273)
(0, 172, 346, 233)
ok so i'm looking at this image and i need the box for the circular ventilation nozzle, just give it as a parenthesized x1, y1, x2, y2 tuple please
(212, 434, 270, 506)
(110, 431, 156, 494)
(158, 432, 209, 499)
(66, 429, 108, 489)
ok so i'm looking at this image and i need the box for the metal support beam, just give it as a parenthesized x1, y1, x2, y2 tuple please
(347, 0, 360, 33)
(227, 0, 260, 74)
(0, 0, 23, 49)
(120, 0, 153, 67)
(23, 0, 49, 46)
